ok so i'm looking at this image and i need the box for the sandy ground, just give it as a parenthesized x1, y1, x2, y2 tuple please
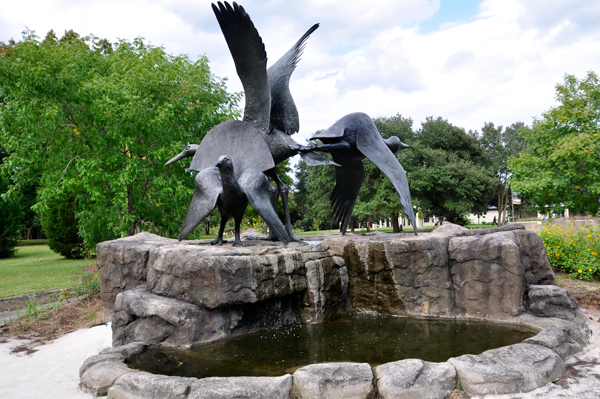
(0, 310, 599, 398)
(0, 323, 111, 399)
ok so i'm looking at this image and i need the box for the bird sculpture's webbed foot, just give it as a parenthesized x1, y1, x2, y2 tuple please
(210, 237, 225, 246)
(232, 240, 245, 247)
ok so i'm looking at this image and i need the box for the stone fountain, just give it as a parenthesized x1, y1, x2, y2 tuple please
(79, 223, 590, 398)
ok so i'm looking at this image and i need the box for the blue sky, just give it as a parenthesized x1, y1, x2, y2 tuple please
(2, 0, 600, 145)
(419, 0, 482, 32)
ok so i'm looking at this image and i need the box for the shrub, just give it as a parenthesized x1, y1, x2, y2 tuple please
(40, 194, 86, 259)
(535, 222, 600, 280)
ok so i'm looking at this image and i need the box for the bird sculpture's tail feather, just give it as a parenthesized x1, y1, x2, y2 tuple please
(178, 167, 222, 241)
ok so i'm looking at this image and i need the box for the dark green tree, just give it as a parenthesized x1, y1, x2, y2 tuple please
(510, 71, 600, 216)
(40, 193, 85, 258)
(406, 117, 495, 224)
(0, 30, 239, 248)
(0, 146, 21, 258)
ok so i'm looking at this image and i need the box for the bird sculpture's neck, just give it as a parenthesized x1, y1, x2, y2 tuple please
(216, 159, 247, 214)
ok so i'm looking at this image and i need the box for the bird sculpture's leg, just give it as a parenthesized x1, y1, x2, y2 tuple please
(266, 169, 301, 242)
(232, 217, 245, 247)
(211, 217, 227, 246)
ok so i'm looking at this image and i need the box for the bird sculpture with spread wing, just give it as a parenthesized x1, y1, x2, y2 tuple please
(298, 112, 418, 235)
(166, 3, 334, 242)
(171, 1, 292, 245)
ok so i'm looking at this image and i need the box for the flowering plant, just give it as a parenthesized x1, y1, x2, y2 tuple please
(70, 250, 100, 296)
(536, 222, 599, 281)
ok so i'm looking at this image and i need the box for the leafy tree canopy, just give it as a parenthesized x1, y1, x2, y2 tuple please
(405, 116, 496, 224)
(509, 71, 600, 215)
(0, 30, 240, 248)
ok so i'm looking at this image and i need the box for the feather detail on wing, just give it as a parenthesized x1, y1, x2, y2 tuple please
(329, 155, 365, 234)
(239, 169, 290, 244)
(356, 123, 417, 233)
(189, 120, 275, 175)
(212, 1, 270, 133)
(179, 167, 222, 241)
(267, 24, 319, 135)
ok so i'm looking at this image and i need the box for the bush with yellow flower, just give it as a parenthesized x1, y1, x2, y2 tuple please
(535, 222, 599, 280)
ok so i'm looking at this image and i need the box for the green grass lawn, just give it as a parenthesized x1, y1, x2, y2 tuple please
(0, 243, 87, 298)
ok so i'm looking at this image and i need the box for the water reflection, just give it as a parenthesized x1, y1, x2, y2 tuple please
(128, 315, 535, 378)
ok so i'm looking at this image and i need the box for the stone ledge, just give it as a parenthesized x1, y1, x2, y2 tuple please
(83, 311, 590, 399)
(293, 362, 374, 399)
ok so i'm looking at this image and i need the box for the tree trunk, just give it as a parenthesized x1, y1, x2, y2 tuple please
(127, 184, 136, 236)
(391, 212, 400, 233)
(351, 217, 355, 232)
(497, 184, 505, 225)
(503, 187, 510, 224)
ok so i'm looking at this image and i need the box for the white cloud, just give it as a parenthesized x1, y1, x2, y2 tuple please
(2, 0, 600, 143)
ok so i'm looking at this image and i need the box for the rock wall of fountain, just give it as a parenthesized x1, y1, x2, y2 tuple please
(84, 223, 591, 398)
(97, 223, 562, 349)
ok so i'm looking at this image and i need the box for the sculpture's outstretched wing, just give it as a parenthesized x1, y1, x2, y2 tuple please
(238, 169, 290, 244)
(329, 155, 365, 234)
(356, 120, 417, 234)
(212, 1, 270, 134)
(179, 167, 222, 241)
(267, 24, 319, 135)
(190, 120, 275, 175)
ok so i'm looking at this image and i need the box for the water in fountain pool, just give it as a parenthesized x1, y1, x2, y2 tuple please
(127, 314, 536, 378)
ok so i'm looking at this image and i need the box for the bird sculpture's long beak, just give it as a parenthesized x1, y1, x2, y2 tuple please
(165, 151, 189, 166)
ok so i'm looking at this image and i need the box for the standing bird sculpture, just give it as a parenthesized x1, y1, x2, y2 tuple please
(299, 112, 418, 235)
(174, 1, 292, 244)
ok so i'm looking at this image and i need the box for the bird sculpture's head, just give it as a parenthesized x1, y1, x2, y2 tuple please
(215, 155, 233, 170)
(164, 143, 199, 166)
(384, 136, 410, 154)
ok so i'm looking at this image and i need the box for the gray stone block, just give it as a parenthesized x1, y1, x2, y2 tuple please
(293, 362, 374, 399)
(188, 375, 292, 399)
(485, 343, 564, 392)
(526, 285, 580, 321)
(107, 371, 196, 399)
(524, 327, 582, 360)
(449, 232, 525, 319)
(374, 358, 456, 399)
(97, 232, 178, 322)
(448, 353, 525, 396)
(146, 244, 307, 308)
(80, 360, 136, 396)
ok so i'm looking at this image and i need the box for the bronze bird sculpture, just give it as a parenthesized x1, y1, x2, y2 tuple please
(175, 1, 292, 244)
(300, 112, 417, 235)
(167, 2, 333, 242)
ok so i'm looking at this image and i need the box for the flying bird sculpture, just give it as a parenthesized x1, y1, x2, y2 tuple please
(173, 1, 292, 244)
(299, 112, 418, 235)
(167, 3, 333, 242)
